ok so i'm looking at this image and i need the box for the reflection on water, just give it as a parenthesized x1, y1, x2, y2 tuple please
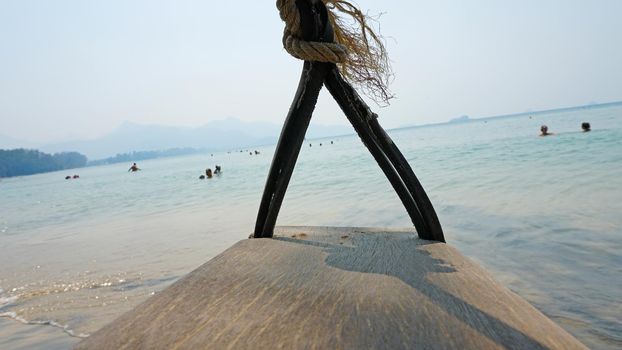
(1, 103, 621, 349)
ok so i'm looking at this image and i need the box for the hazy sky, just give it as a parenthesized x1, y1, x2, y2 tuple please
(1, 0, 621, 143)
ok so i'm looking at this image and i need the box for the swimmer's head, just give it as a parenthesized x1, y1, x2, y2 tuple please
(540, 125, 548, 134)
(582, 122, 591, 132)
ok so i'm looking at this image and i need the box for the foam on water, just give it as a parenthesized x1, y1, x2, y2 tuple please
(0, 268, 182, 344)
(0, 312, 90, 338)
(1, 289, 87, 341)
(0, 295, 18, 309)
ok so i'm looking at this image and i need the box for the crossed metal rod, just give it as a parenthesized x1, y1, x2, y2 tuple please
(254, 0, 445, 243)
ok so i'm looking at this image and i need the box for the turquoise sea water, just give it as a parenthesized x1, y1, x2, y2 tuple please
(1, 103, 621, 349)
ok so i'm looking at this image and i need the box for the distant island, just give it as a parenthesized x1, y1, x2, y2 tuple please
(0, 149, 87, 178)
(396, 100, 622, 130)
(449, 115, 471, 123)
(0, 147, 209, 178)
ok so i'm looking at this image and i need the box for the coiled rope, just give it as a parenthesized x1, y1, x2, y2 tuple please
(276, 0, 393, 104)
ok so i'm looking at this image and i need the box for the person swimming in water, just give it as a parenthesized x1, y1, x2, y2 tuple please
(206, 168, 213, 178)
(214, 165, 222, 175)
(128, 163, 140, 172)
(540, 125, 554, 136)
(582, 122, 591, 132)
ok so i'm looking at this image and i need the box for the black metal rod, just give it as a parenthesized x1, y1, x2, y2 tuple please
(254, 61, 331, 237)
(368, 119, 445, 242)
(254, 0, 332, 238)
(325, 67, 445, 242)
(326, 69, 444, 241)
(324, 67, 429, 236)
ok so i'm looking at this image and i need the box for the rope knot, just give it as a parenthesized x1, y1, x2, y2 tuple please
(276, 0, 394, 105)
(277, 0, 348, 64)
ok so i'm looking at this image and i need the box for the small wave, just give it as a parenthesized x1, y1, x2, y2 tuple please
(1, 285, 90, 338)
(8, 277, 137, 301)
(0, 311, 90, 338)
(0, 295, 19, 309)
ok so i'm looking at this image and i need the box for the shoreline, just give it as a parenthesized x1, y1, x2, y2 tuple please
(0, 317, 80, 350)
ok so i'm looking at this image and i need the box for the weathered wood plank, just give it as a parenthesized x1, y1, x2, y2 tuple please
(76, 227, 586, 350)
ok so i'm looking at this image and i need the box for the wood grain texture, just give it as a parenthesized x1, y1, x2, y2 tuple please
(76, 227, 586, 350)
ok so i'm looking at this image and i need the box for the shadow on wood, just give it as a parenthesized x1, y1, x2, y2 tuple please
(76, 227, 585, 350)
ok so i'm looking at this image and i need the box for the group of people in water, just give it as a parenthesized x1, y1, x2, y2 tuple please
(127, 161, 222, 180)
(68, 122, 589, 181)
(69, 123, 590, 181)
(200, 165, 221, 180)
(74, 142, 338, 180)
(309, 140, 334, 147)
(539, 122, 591, 136)
(69, 163, 140, 179)
(228, 150, 261, 155)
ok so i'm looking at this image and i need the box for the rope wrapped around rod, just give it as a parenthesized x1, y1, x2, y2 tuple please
(276, 0, 393, 104)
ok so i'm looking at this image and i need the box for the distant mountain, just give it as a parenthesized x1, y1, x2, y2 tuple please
(88, 148, 204, 166)
(40, 118, 353, 160)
